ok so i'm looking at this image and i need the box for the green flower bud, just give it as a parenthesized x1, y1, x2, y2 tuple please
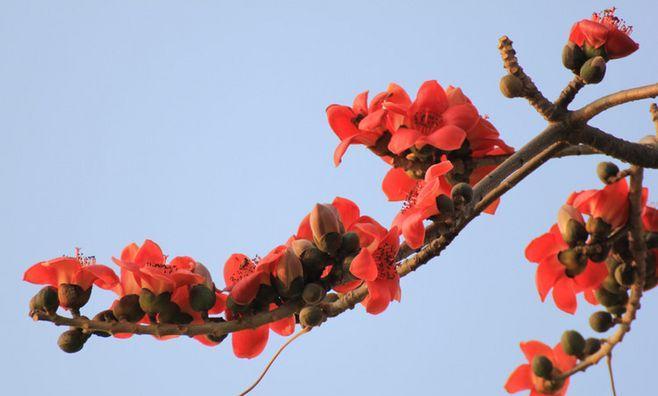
(58, 283, 92, 310)
(589, 311, 614, 333)
(139, 288, 157, 313)
(175, 312, 193, 325)
(579, 56, 607, 84)
(58, 329, 89, 353)
(561, 330, 585, 357)
(339, 232, 360, 257)
(586, 217, 612, 238)
(91, 310, 116, 338)
(316, 232, 342, 257)
(562, 42, 586, 72)
(606, 256, 622, 274)
(582, 44, 608, 60)
(299, 305, 325, 328)
(558, 249, 587, 277)
(32, 286, 59, 314)
(583, 338, 602, 356)
(157, 301, 182, 324)
(601, 274, 624, 294)
(302, 283, 326, 306)
(596, 162, 619, 184)
(499, 74, 524, 98)
(564, 219, 589, 247)
(190, 284, 216, 312)
(435, 194, 455, 216)
(113, 294, 145, 322)
(614, 264, 635, 287)
(595, 287, 626, 307)
(451, 183, 473, 204)
(298, 244, 328, 283)
(531, 355, 554, 379)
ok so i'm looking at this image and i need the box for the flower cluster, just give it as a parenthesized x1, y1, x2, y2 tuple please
(328, 80, 514, 248)
(24, 198, 403, 358)
(562, 8, 638, 84)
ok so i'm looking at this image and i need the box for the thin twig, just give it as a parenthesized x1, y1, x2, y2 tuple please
(607, 353, 618, 396)
(238, 327, 311, 396)
(555, 75, 586, 109)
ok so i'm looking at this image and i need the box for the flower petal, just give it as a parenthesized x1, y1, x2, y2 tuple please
(232, 325, 269, 359)
(425, 125, 466, 151)
(382, 168, 418, 201)
(553, 278, 577, 314)
(350, 249, 378, 282)
(388, 128, 421, 154)
(504, 364, 532, 393)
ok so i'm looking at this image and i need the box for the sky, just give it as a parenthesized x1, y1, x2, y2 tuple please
(1, 1, 656, 395)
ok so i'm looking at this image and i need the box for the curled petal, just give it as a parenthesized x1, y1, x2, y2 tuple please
(232, 325, 269, 359)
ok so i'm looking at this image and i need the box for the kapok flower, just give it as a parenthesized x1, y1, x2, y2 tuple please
(505, 341, 576, 396)
(569, 8, 639, 60)
(383, 160, 453, 249)
(568, 178, 647, 229)
(349, 220, 401, 314)
(223, 253, 295, 358)
(526, 224, 607, 314)
(384, 80, 479, 155)
(327, 85, 408, 165)
(24, 248, 119, 306)
(111, 240, 204, 296)
(643, 204, 658, 232)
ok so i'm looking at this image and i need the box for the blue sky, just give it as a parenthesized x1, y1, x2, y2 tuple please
(1, 1, 656, 395)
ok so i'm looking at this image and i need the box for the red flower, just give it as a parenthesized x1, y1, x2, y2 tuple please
(384, 80, 479, 155)
(383, 160, 454, 249)
(568, 178, 647, 229)
(569, 8, 639, 60)
(223, 253, 295, 359)
(111, 240, 204, 295)
(24, 248, 119, 293)
(526, 224, 607, 314)
(327, 90, 387, 166)
(349, 220, 401, 314)
(505, 341, 576, 396)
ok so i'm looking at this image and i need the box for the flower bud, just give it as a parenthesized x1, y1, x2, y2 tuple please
(583, 338, 602, 356)
(310, 204, 343, 255)
(531, 355, 553, 379)
(579, 56, 606, 84)
(339, 232, 360, 257)
(595, 287, 626, 307)
(561, 330, 585, 357)
(175, 312, 193, 325)
(58, 284, 92, 310)
(614, 264, 635, 287)
(157, 301, 182, 324)
(229, 271, 266, 307)
(254, 283, 278, 306)
(589, 311, 614, 333)
(596, 162, 619, 184)
(562, 42, 586, 72)
(451, 183, 473, 204)
(91, 310, 116, 338)
(435, 194, 454, 217)
(58, 328, 89, 353)
(293, 240, 327, 282)
(31, 286, 59, 314)
(190, 284, 217, 312)
(582, 44, 607, 60)
(586, 217, 611, 239)
(557, 205, 587, 247)
(273, 248, 304, 299)
(113, 294, 145, 322)
(587, 244, 611, 263)
(226, 296, 249, 313)
(601, 274, 624, 294)
(193, 262, 214, 288)
(557, 249, 587, 277)
(499, 74, 524, 98)
(302, 283, 326, 306)
(299, 305, 325, 328)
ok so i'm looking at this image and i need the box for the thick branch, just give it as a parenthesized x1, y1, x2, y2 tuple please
(571, 83, 658, 122)
(566, 125, 658, 168)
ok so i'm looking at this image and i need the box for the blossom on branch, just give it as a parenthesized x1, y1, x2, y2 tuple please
(569, 7, 639, 60)
(505, 341, 576, 396)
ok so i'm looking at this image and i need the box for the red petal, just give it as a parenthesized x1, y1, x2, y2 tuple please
(553, 343, 577, 372)
(388, 128, 421, 154)
(326, 105, 359, 140)
(382, 168, 418, 201)
(83, 264, 120, 290)
(410, 80, 448, 115)
(332, 196, 361, 230)
(270, 314, 295, 336)
(520, 340, 553, 362)
(120, 243, 139, 263)
(569, 19, 609, 49)
(352, 91, 368, 115)
(536, 257, 564, 302)
(442, 103, 479, 131)
(425, 160, 454, 180)
(553, 278, 577, 314)
(23, 262, 56, 286)
(574, 261, 607, 290)
(525, 232, 558, 263)
(223, 253, 253, 287)
(232, 325, 269, 359)
(605, 29, 639, 59)
(350, 249, 378, 282)
(504, 364, 532, 393)
(134, 240, 165, 266)
(362, 280, 392, 314)
(400, 210, 426, 249)
(425, 125, 466, 151)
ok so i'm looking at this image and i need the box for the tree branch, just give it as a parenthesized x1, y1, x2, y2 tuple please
(555, 75, 586, 109)
(571, 83, 658, 122)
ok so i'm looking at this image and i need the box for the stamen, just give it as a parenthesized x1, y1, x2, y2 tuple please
(593, 7, 633, 35)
